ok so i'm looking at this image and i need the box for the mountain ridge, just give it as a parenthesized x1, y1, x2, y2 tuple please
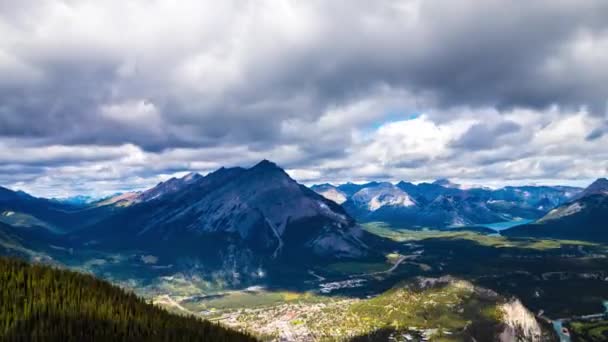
(312, 180, 581, 228)
(503, 178, 608, 241)
(72, 161, 370, 277)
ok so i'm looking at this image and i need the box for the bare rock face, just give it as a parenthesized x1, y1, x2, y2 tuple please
(498, 299, 543, 342)
(311, 184, 348, 205)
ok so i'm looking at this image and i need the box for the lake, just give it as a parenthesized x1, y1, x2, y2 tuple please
(479, 219, 534, 231)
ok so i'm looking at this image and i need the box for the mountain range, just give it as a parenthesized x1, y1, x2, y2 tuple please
(503, 178, 608, 241)
(312, 180, 582, 228)
(1, 160, 606, 287)
(0, 160, 374, 286)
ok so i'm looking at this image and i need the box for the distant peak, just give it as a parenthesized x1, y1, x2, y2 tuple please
(586, 177, 608, 190)
(182, 172, 202, 182)
(251, 159, 281, 170)
(433, 178, 461, 189)
(576, 177, 608, 199)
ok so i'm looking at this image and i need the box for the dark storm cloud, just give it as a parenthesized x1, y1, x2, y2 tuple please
(1, 0, 607, 152)
(586, 128, 605, 141)
(388, 157, 430, 169)
(451, 121, 521, 150)
(0, 0, 607, 195)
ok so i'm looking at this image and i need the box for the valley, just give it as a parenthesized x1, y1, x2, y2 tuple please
(1, 165, 607, 341)
(27, 220, 606, 341)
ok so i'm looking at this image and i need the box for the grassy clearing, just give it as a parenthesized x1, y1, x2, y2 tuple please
(570, 320, 608, 342)
(180, 289, 326, 313)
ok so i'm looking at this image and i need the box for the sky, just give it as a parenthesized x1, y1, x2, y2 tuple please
(1, 0, 607, 197)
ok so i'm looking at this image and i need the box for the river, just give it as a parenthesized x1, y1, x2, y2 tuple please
(552, 300, 608, 342)
(552, 320, 571, 342)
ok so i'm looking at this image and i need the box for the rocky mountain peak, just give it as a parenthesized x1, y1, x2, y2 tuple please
(575, 177, 608, 200)
(182, 172, 203, 183)
(433, 178, 461, 189)
(252, 159, 281, 171)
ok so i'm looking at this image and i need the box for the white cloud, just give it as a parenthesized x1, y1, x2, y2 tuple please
(1, 1, 608, 196)
(100, 100, 163, 130)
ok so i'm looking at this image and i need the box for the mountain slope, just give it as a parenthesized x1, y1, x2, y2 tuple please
(573, 177, 608, 200)
(342, 183, 420, 224)
(310, 183, 348, 204)
(0, 221, 62, 261)
(0, 186, 117, 233)
(0, 257, 255, 341)
(342, 182, 505, 227)
(337, 182, 380, 197)
(94, 191, 140, 207)
(136, 172, 204, 203)
(76, 161, 369, 265)
(503, 178, 608, 241)
(416, 194, 504, 227)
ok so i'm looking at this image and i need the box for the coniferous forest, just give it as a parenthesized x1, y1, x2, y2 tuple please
(0, 258, 257, 342)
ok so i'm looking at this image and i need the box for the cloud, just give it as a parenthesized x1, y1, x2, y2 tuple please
(0, 0, 607, 195)
(451, 120, 521, 150)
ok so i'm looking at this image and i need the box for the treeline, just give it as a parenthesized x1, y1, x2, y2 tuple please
(0, 258, 256, 341)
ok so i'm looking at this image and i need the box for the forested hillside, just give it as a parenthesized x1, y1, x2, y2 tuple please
(0, 258, 256, 341)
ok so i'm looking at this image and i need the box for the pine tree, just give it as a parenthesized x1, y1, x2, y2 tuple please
(0, 257, 256, 341)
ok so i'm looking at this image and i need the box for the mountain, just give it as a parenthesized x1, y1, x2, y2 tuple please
(0, 221, 61, 261)
(340, 182, 502, 227)
(350, 183, 417, 210)
(487, 185, 580, 210)
(432, 178, 462, 189)
(415, 193, 504, 227)
(342, 182, 500, 227)
(573, 177, 608, 199)
(94, 191, 140, 207)
(0, 257, 255, 341)
(52, 195, 98, 206)
(342, 182, 420, 223)
(396, 181, 463, 204)
(90, 173, 205, 208)
(75, 161, 370, 277)
(503, 178, 608, 241)
(0, 186, 116, 233)
(336, 182, 380, 197)
(314, 180, 581, 229)
(136, 172, 204, 203)
(310, 183, 348, 204)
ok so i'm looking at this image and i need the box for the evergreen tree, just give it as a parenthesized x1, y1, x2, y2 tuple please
(0, 258, 256, 341)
